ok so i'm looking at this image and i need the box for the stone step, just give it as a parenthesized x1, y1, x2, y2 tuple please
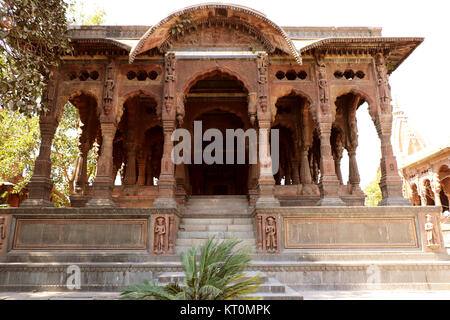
(180, 218, 253, 225)
(157, 271, 268, 284)
(177, 231, 255, 239)
(179, 224, 254, 232)
(156, 272, 303, 300)
(175, 238, 257, 247)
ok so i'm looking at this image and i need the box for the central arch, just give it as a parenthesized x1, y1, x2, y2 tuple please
(178, 70, 252, 196)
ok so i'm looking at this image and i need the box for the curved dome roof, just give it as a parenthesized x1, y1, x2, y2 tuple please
(129, 3, 301, 64)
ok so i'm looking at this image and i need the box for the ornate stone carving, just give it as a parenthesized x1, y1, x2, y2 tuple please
(316, 53, 330, 114)
(256, 52, 269, 113)
(151, 214, 176, 254)
(154, 217, 166, 253)
(103, 64, 114, 115)
(256, 213, 280, 253)
(163, 52, 176, 115)
(374, 53, 392, 113)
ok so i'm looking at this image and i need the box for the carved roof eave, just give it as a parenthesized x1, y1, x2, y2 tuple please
(128, 3, 301, 65)
(70, 38, 132, 52)
(299, 37, 424, 73)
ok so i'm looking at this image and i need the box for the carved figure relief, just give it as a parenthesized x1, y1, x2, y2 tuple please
(154, 217, 166, 254)
(103, 65, 114, 115)
(265, 216, 277, 252)
(256, 52, 269, 113)
(375, 53, 392, 111)
(316, 54, 330, 114)
(257, 214, 279, 253)
(424, 214, 437, 246)
(151, 214, 176, 255)
(163, 53, 176, 114)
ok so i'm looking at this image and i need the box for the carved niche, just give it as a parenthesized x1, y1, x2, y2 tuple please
(151, 214, 176, 254)
(256, 213, 280, 253)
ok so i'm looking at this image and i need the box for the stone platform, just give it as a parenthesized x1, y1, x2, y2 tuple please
(0, 204, 448, 293)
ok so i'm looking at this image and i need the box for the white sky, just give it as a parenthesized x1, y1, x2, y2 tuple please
(86, 0, 450, 188)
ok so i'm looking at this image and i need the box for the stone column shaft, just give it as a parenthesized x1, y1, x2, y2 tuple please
(87, 123, 116, 207)
(21, 117, 58, 207)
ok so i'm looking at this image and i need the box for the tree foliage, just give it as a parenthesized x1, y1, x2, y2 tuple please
(364, 170, 382, 206)
(0, 1, 103, 206)
(120, 237, 262, 300)
(0, 0, 71, 114)
(0, 108, 40, 192)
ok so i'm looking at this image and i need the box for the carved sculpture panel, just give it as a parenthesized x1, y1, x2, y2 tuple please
(163, 53, 176, 116)
(256, 213, 280, 253)
(103, 64, 115, 115)
(374, 53, 392, 113)
(422, 213, 443, 251)
(151, 214, 176, 254)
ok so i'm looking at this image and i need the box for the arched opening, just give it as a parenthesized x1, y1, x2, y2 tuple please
(113, 93, 162, 187)
(333, 91, 375, 199)
(272, 91, 318, 193)
(423, 179, 435, 206)
(54, 92, 101, 207)
(181, 70, 251, 195)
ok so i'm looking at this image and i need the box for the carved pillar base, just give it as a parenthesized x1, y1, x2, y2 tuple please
(256, 182, 280, 208)
(21, 177, 54, 207)
(87, 176, 115, 207)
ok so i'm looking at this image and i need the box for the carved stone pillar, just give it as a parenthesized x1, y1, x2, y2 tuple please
(21, 116, 58, 207)
(374, 54, 409, 206)
(256, 121, 280, 207)
(136, 151, 146, 186)
(255, 52, 279, 208)
(300, 146, 313, 196)
(74, 142, 90, 193)
(347, 149, 361, 193)
(314, 54, 344, 206)
(124, 142, 137, 185)
(317, 124, 345, 205)
(87, 123, 116, 207)
(432, 179, 442, 207)
(153, 52, 177, 208)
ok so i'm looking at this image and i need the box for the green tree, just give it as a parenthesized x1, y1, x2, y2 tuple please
(0, 0, 71, 114)
(0, 108, 40, 193)
(364, 170, 382, 206)
(0, 1, 104, 206)
(120, 237, 262, 300)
